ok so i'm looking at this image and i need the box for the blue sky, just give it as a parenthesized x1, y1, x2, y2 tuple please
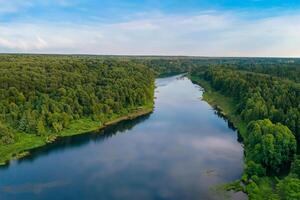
(0, 0, 300, 56)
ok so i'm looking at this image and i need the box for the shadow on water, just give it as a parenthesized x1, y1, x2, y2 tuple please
(195, 81, 244, 145)
(11, 113, 151, 166)
(0, 76, 246, 200)
(212, 106, 244, 143)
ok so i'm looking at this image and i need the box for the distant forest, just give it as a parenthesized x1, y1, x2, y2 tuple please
(1, 54, 300, 199)
(143, 56, 300, 199)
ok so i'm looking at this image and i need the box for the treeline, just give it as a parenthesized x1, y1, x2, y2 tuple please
(199, 68, 300, 140)
(136, 56, 300, 198)
(1, 55, 300, 198)
(192, 66, 300, 199)
(138, 57, 300, 82)
(0, 55, 154, 145)
(226, 64, 300, 83)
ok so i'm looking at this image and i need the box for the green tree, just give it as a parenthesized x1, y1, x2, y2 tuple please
(0, 122, 14, 144)
(245, 160, 266, 177)
(246, 119, 296, 173)
(291, 157, 300, 178)
(277, 176, 300, 200)
(36, 120, 46, 136)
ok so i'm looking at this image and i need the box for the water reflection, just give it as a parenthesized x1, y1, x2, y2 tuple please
(0, 75, 245, 200)
(212, 107, 244, 143)
(2, 180, 70, 194)
(16, 114, 151, 165)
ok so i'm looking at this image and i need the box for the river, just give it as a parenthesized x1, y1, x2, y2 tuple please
(0, 75, 245, 200)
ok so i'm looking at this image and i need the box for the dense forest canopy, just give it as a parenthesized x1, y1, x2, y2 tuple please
(188, 60, 300, 199)
(134, 56, 300, 199)
(1, 54, 300, 199)
(196, 67, 300, 140)
(135, 56, 300, 81)
(0, 55, 155, 144)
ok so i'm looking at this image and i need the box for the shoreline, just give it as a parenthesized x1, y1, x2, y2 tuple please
(0, 105, 153, 166)
(190, 74, 298, 198)
(190, 75, 248, 195)
(190, 75, 248, 138)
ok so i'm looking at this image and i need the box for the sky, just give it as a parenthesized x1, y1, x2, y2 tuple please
(0, 0, 300, 57)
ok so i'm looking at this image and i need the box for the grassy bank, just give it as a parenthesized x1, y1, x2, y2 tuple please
(190, 75, 248, 138)
(0, 104, 153, 165)
(189, 75, 250, 193)
(190, 75, 283, 198)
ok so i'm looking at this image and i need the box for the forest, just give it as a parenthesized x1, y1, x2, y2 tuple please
(0, 55, 155, 163)
(137, 56, 300, 199)
(1, 55, 300, 199)
(190, 63, 300, 199)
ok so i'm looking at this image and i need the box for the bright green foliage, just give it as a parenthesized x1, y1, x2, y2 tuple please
(187, 60, 300, 199)
(245, 160, 266, 177)
(0, 122, 14, 144)
(277, 176, 300, 200)
(290, 157, 300, 178)
(193, 67, 300, 140)
(1, 55, 300, 199)
(245, 181, 264, 200)
(246, 119, 296, 173)
(245, 178, 280, 200)
(0, 55, 155, 144)
(36, 120, 46, 136)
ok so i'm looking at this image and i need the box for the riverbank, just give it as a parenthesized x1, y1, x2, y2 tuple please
(0, 73, 246, 200)
(0, 105, 153, 166)
(190, 75, 248, 138)
(190, 75, 282, 199)
(189, 75, 249, 193)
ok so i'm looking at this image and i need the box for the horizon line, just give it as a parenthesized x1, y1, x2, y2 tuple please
(0, 53, 299, 59)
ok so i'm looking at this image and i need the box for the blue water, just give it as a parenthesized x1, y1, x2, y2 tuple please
(0, 75, 244, 200)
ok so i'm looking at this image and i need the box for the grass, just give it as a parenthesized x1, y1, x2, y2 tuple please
(190, 75, 247, 191)
(190, 75, 280, 198)
(0, 104, 153, 165)
(190, 75, 248, 138)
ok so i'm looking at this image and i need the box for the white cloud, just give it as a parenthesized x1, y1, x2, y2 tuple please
(0, 11, 300, 57)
